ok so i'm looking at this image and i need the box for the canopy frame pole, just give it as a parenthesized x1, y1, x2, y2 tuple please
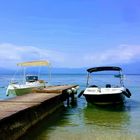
(11, 67, 19, 83)
(48, 64, 51, 84)
(23, 67, 26, 84)
(86, 72, 90, 87)
(38, 66, 41, 79)
(119, 70, 124, 87)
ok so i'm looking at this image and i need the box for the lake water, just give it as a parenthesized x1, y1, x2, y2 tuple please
(0, 74, 140, 140)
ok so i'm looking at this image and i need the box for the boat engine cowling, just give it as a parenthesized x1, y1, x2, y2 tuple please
(78, 90, 85, 98)
(126, 88, 131, 96)
(122, 88, 132, 98)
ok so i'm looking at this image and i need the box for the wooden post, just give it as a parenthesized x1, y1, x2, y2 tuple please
(67, 94, 70, 106)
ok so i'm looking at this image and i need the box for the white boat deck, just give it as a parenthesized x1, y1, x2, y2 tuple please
(84, 87, 125, 95)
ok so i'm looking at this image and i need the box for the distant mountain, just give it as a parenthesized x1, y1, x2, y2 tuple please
(0, 67, 15, 75)
(119, 62, 140, 74)
(50, 67, 86, 74)
(0, 62, 140, 74)
(0, 67, 86, 75)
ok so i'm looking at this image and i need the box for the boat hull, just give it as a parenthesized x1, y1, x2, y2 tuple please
(7, 87, 33, 96)
(83, 93, 125, 105)
(6, 82, 45, 96)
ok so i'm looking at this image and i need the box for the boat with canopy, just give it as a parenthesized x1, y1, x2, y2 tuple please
(79, 66, 131, 104)
(6, 60, 51, 96)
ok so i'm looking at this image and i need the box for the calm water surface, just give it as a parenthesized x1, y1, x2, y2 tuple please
(0, 74, 140, 140)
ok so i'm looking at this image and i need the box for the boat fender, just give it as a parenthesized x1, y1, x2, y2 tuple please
(66, 89, 72, 94)
(6, 89, 9, 96)
(78, 90, 84, 98)
(71, 88, 77, 94)
(75, 86, 79, 90)
(126, 88, 132, 96)
(122, 91, 130, 98)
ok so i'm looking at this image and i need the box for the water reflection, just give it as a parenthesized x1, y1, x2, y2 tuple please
(20, 97, 140, 140)
(83, 102, 131, 130)
(20, 108, 68, 140)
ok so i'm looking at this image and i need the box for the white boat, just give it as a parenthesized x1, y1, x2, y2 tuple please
(6, 60, 50, 96)
(79, 66, 131, 104)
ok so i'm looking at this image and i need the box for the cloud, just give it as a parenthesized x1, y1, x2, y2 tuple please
(0, 43, 140, 69)
(0, 43, 65, 69)
(83, 44, 140, 66)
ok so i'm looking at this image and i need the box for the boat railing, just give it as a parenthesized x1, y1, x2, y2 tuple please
(10, 81, 18, 84)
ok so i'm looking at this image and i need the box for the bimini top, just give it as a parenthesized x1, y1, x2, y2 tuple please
(17, 60, 50, 67)
(87, 66, 122, 73)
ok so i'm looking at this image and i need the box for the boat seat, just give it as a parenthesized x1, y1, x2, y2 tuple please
(89, 85, 98, 88)
(106, 84, 111, 88)
(28, 80, 36, 82)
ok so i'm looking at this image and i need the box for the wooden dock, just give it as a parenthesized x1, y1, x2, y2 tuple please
(33, 85, 79, 93)
(0, 85, 79, 140)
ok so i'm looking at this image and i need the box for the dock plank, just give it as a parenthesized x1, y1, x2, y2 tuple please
(33, 85, 78, 93)
(0, 102, 37, 120)
(0, 93, 60, 120)
(5, 93, 59, 102)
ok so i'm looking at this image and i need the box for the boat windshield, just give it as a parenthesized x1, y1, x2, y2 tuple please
(87, 71, 123, 88)
(26, 76, 38, 82)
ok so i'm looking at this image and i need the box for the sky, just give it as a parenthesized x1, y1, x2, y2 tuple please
(0, 0, 140, 69)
